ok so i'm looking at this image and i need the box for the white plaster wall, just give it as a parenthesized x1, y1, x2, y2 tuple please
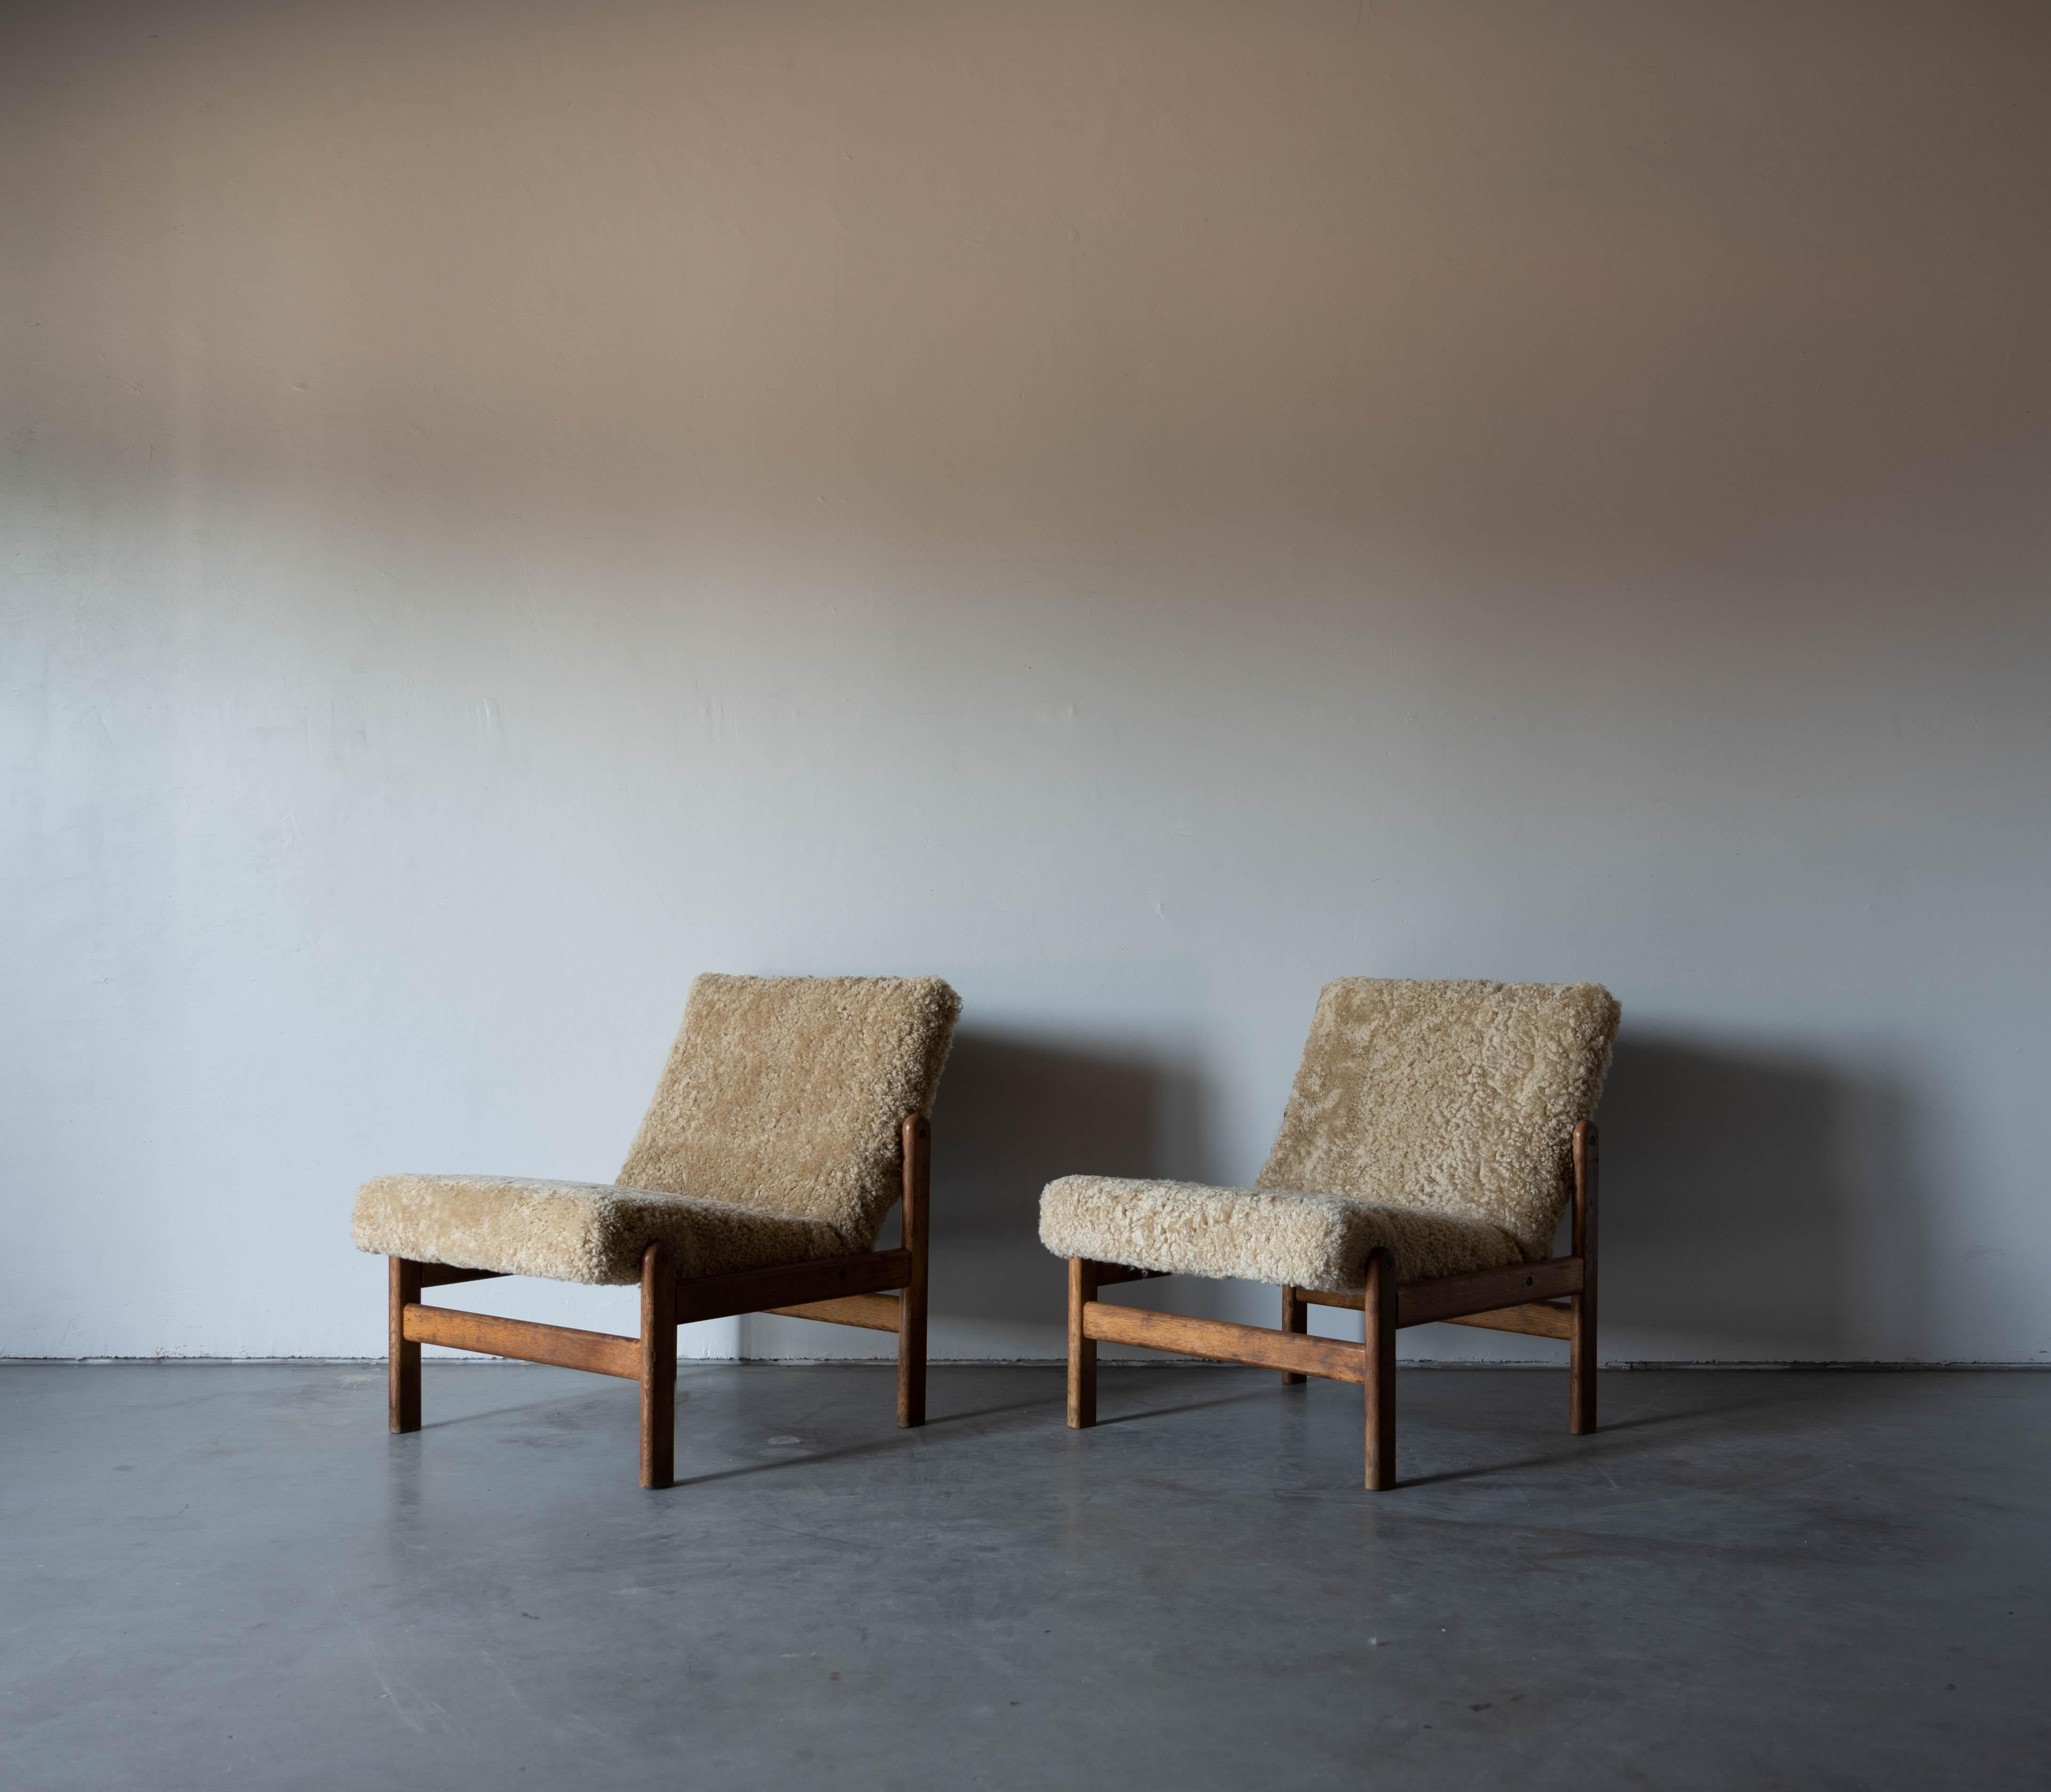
(5, 0, 2047, 1362)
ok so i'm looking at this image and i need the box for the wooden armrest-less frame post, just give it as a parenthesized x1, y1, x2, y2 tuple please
(1067, 1257, 1097, 1428)
(640, 1242, 676, 1488)
(389, 1256, 422, 1434)
(895, 1114, 931, 1429)
(1570, 1118, 1598, 1435)
(1064, 1121, 1601, 1490)
(1364, 1246, 1396, 1491)
(383, 1114, 934, 1487)
(1062, 1260, 1166, 1431)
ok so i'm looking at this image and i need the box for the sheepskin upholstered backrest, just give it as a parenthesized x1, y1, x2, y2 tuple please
(1256, 979, 1620, 1260)
(618, 974, 961, 1250)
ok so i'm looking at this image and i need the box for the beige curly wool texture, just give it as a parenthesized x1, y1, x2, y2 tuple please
(1039, 979, 1619, 1291)
(351, 974, 961, 1284)
(349, 1175, 852, 1285)
(1037, 1178, 1522, 1288)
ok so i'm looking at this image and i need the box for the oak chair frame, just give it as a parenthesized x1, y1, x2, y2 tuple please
(387, 1114, 932, 1488)
(1064, 1120, 1599, 1489)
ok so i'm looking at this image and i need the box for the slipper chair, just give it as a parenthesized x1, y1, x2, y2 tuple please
(1040, 979, 1619, 1489)
(352, 974, 960, 1487)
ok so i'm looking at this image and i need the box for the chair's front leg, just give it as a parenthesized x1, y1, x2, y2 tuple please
(389, 1257, 422, 1434)
(1364, 1248, 1396, 1490)
(640, 1242, 676, 1489)
(1067, 1258, 1098, 1428)
(897, 1114, 930, 1429)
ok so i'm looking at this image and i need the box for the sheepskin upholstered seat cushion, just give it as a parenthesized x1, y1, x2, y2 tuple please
(1038, 978, 1619, 1289)
(351, 1176, 851, 1286)
(1038, 1177, 1522, 1291)
(351, 973, 961, 1281)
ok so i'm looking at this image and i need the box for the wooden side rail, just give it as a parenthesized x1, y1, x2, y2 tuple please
(1079, 1259, 1585, 1378)
(399, 1250, 914, 1347)
(1292, 1256, 1585, 1328)
(1082, 1301, 1369, 1384)
(401, 1304, 640, 1379)
(1441, 1301, 1573, 1340)
(1404, 1257, 1585, 1326)
(416, 1264, 506, 1289)
(764, 1293, 902, 1332)
(675, 1248, 913, 1324)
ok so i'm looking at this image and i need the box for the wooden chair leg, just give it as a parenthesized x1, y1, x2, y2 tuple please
(640, 1242, 676, 1489)
(388, 1257, 422, 1434)
(897, 1115, 930, 1429)
(1364, 1248, 1396, 1490)
(1280, 1285, 1307, 1384)
(1067, 1258, 1098, 1429)
(1571, 1120, 1600, 1435)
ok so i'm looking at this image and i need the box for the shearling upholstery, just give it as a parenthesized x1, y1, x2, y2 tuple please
(1258, 979, 1620, 1260)
(1038, 1177, 1523, 1291)
(351, 974, 961, 1284)
(618, 975, 960, 1249)
(351, 1176, 852, 1285)
(1038, 978, 1619, 1290)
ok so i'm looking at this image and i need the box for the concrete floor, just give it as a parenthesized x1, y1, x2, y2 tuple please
(1, 1364, 2045, 1790)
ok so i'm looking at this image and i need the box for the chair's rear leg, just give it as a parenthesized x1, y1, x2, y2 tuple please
(1364, 1249, 1396, 1490)
(896, 1279, 928, 1430)
(1067, 1258, 1098, 1429)
(1571, 1120, 1599, 1436)
(1570, 1298, 1596, 1435)
(897, 1115, 930, 1429)
(640, 1242, 676, 1489)
(1280, 1286, 1308, 1385)
(389, 1257, 422, 1434)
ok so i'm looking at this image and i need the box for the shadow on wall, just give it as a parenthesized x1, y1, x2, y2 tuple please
(1596, 1036, 1923, 1362)
(911, 1027, 1928, 1362)
(925, 1029, 1207, 1338)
